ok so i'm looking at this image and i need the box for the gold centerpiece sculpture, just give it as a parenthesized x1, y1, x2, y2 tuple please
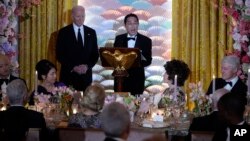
(100, 48, 140, 92)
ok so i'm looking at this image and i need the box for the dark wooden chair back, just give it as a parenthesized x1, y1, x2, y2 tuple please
(191, 131, 214, 141)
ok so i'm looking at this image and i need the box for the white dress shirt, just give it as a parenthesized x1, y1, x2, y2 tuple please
(224, 76, 238, 91)
(127, 35, 137, 48)
(73, 23, 84, 45)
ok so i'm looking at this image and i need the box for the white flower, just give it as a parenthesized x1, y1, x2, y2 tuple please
(233, 42, 242, 51)
(246, 0, 250, 7)
(245, 8, 250, 16)
(8, 20, 17, 28)
(169, 95, 173, 100)
(241, 35, 249, 42)
(233, 26, 239, 33)
(0, 37, 8, 44)
(235, 0, 244, 6)
(11, 37, 17, 45)
(232, 32, 241, 41)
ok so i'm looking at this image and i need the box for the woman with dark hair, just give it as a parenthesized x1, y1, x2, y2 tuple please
(29, 59, 65, 105)
(159, 59, 191, 107)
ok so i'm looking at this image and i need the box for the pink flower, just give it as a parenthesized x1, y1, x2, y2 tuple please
(14, 8, 22, 16)
(232, 10, 240, 20)
(32, 0, 41, 5)
(241, 55, 250, 63)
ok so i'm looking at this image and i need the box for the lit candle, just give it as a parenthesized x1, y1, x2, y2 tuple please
(248, 69, 250, 95)
(80, 91, 83, 98)
(35, 71, 38, 95)
(174, 75, 177, 99)
(73, 108, 77, 114)
(0, 105, 6, 111)
(212, 74, 215, 94)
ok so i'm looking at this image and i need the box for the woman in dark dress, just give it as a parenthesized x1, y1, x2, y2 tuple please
(29, 59, 65, 105)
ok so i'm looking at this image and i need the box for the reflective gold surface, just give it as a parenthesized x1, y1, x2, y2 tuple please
(102, 50, 137, 70)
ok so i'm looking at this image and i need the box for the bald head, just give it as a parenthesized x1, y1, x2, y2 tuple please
(72, 5, 85, 27)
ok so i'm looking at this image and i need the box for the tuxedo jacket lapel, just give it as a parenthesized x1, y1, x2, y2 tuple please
(134, 33, 142, 49)
(70, 25, 78, 47)
(83, 25, 88, 48)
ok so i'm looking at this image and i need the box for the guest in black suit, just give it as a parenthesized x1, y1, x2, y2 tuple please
(206, 55, 247, 96)
(213, 92, 250, 141)
(0, 79, 47, 141)
(0, 54, 26, 101)
(56, 5, 99, 91)
(113, 13, 152, 95)
(101, 102, 130, 141)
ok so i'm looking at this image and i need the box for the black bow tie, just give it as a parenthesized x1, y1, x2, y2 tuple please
(127, 37, 135, 41)
(0, 79, 9, 84)
(225, 81, 232, 87)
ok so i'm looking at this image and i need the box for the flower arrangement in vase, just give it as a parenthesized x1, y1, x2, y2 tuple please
(189, 82, 212, 117)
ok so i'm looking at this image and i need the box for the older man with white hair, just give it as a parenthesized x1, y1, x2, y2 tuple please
(101, 102, 130, 141)
(0, 79, 47, 141)
(206, 55, 247, 96)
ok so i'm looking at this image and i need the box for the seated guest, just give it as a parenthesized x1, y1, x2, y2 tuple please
(187, 89, 229, 141)
(158, 59, 190, 107)
(68, 84, 105, 128)
(0, 54, 26, 101)
(0, 79, 47, 141)
(29, 59, 65, 105)
(101, 102, 130, 141)
(213, 92, 250, 141)
(206, 55, 247, 96)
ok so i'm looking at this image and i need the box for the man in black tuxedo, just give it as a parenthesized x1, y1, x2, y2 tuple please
(0, 54, 25, 101)
(0, 79, 47, 141)
(113, 13, 152, 95)
(206, 55, 247, 96)
(213, 92, 250, 141)
(101, 102, 130, 141)
(56, 5, 99, 91)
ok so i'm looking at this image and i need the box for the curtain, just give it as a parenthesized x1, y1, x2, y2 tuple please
(19, 0, 77, 91)
(172, 0, 232, 92)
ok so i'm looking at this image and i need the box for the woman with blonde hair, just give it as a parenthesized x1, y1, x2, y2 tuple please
(68, 83, 105, 128)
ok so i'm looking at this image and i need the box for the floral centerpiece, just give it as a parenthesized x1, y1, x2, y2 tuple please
(188, 82, 212, 117)
(35, 86, 75, 115)
(222, 0, 250, 81)
(104, 93, 137, 112)
(158, 85, 186, 108)
(0, 0, 41, 74)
